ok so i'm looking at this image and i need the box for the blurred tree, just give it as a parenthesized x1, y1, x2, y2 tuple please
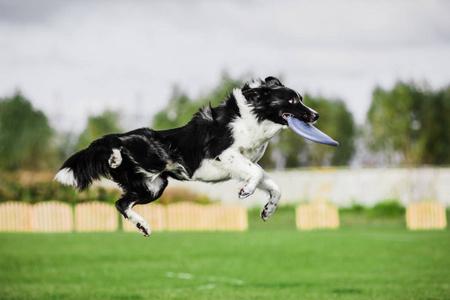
(367, 82, 450, 165)
(367, 83, 418, 164)
(419, 87, 450, 164)
(76, 111, 122, 150)
(152, 87, 195, 130)
(0, 91, 55, 170)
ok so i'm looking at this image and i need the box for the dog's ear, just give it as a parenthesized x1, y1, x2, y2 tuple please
(242, 79, 265, 102)
(242, 83, 251, 92)
(265, 76, 283, 87)
(242, 88, 262, 102)
(242, 79, 263, 92)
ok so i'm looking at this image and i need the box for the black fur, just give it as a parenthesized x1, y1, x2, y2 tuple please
(57, 77, 318, 230)
(59, 139, 116, 190)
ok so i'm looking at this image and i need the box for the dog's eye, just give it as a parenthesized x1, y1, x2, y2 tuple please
(288, 99, 298, 104)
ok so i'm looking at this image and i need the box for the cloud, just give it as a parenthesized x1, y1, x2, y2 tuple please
(0, 0, 449, 130)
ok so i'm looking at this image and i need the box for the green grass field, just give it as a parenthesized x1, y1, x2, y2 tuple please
(1, 209, 450, 300)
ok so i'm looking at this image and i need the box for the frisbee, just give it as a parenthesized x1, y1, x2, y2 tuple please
(285, 115, 339, 147)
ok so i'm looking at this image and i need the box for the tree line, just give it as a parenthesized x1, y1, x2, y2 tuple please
(0, 76, 449, 172)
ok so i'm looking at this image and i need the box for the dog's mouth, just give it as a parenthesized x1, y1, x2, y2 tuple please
(282, 113, 294, 121)
(282, 113, 339, 147)
(282, 112, 317, 124)
(282, 112, 298, 125)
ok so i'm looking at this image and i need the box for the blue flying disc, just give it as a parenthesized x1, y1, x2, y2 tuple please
(286, 116, 339, 147)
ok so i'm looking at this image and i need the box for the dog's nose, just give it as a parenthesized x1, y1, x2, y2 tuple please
(312, 113, 319, 122)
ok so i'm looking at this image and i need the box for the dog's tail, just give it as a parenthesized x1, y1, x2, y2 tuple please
(54, 137, 119, 190)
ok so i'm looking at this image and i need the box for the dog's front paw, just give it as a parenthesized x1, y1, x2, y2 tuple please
(239, 185, 256, 199)
(260, 202, 277, 221)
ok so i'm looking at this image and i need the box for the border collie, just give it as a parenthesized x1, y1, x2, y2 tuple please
(55, 76, 320, 236)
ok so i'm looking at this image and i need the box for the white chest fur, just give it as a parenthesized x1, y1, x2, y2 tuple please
(229, 89, 283, 158)
(191, 89, 283, 183)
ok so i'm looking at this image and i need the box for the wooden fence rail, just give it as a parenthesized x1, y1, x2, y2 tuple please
(0, 201, 248, 232)
(165, 202, 247, 231)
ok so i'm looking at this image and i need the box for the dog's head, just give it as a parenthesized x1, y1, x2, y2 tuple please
(242, 76, 319, 125)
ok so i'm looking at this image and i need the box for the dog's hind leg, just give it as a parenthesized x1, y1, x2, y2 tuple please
(115, 176, 168, 237)
(115, 196, 151, 236)
(258, 173, 281, 221)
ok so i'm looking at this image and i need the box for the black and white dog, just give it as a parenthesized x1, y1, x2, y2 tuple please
(55, 77, 319, 236)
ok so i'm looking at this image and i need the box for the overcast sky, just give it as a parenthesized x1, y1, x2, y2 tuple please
(0, 0, 449, 131)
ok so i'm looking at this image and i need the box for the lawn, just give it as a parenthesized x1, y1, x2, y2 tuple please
(1, 219, 450, 300)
